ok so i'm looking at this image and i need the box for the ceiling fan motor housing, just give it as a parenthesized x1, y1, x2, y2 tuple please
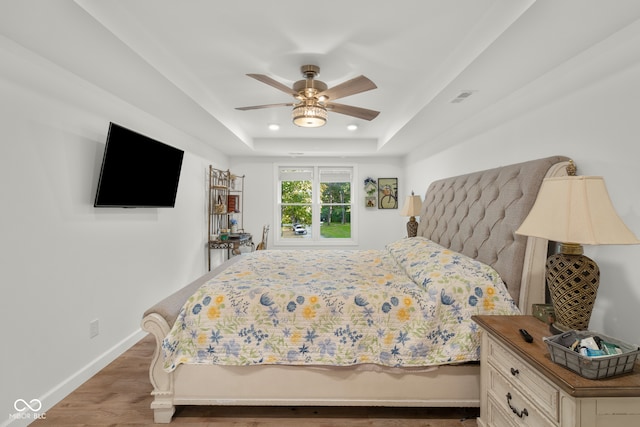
(293, 65, 328, 98)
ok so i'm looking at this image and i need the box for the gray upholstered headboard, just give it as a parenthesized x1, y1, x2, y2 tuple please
(417, 156, 571, 307)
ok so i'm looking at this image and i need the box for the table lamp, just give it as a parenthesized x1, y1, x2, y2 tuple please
(516, 174, 639, 331)
(400, 191, 423, 237)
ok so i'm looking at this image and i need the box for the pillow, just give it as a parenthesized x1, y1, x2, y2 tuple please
(385, 237, 504, 290)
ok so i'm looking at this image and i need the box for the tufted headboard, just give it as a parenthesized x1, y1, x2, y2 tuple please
(417, 156, 571, 309)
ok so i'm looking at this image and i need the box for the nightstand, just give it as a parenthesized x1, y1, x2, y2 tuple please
(473, 315, 640, 427)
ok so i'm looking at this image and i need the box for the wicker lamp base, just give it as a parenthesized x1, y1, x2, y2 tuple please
(406, 216, 418, 238)
(546, 251, 600, 331)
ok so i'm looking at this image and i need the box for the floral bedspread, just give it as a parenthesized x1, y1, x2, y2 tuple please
(162, 237, 520, 371)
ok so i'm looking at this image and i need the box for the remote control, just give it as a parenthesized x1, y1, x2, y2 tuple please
(519, 328, 533, 343)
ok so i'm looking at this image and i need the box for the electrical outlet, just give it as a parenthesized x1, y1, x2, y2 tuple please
(89, 319, 99, 338)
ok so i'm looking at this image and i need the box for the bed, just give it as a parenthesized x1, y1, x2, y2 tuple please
(141, 155, 571, 423)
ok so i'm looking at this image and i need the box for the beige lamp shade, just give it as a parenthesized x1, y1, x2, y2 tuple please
(515, 176, 640, 245)
(399, 193, 423, 217)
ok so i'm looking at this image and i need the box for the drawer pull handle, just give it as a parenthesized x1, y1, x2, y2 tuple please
(510, 367, 519, 376)
(506, 392, 528, 418)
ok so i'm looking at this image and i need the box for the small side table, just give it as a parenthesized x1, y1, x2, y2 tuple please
(208, 233, 252, 270)
(473, 315, 640, 427)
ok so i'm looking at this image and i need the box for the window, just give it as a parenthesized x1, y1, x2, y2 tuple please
(276, 165, 356, 245)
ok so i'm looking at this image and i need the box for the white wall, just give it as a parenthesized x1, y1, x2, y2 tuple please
(229, 156, 406, 255)
(0, 40, 227, 426)
(404, 19, 640, 346)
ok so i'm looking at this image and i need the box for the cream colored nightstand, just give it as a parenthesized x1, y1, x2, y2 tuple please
(473, 315, 640, 427)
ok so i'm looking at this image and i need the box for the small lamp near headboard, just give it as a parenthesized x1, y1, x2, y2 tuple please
(516, 173, 639, 332)
(400, 191, 423, 238)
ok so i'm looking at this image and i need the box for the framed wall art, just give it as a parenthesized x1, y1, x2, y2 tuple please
(364, 177, 377, 208)
(378, 177, 398, 209)
(365, 197, 377, 208)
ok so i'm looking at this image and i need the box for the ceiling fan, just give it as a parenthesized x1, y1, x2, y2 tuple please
(235, 65, 379, 128)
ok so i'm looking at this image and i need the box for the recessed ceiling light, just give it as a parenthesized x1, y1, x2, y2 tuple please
(347, 124, 358, 131)
(268, 124, 280, 131)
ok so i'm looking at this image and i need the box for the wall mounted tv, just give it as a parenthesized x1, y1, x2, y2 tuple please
(94, 122, 184, 208)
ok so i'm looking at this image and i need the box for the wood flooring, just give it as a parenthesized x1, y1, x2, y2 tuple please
(33, 334, 479, 426)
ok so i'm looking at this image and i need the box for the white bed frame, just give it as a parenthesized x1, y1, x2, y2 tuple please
(142, 156, 571, 423)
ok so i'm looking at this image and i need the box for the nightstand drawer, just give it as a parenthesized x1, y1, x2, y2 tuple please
(488, 338, 559, 422)
(487, 394, 518, 427)
(488, 367, 555, 427)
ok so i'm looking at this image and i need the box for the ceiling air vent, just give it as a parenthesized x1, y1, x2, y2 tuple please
(450, 90, 477, 104)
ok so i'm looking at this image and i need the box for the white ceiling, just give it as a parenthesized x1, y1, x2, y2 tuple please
(2, 0, 640, 158)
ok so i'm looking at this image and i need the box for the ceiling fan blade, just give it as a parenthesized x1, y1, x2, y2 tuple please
(327, 103, 380, 121)
(246, 74, 298, 97)
(317, 75, 377, 101)
(235, 103, 293, 111)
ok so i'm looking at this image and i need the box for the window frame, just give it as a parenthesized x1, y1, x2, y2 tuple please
(274, 163, 358, 246)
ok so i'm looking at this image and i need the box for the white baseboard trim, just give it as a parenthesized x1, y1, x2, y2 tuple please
(2, 328, 147, 427)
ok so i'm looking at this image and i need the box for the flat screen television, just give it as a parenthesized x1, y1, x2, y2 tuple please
(94, 122, 184, 208)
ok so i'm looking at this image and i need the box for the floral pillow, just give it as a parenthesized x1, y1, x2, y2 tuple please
(385, 237, 504, 291)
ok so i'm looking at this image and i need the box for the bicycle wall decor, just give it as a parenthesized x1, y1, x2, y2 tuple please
(378, 177, 398, 209)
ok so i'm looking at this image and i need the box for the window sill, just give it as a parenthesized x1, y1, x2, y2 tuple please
(273, 238, 359, 248)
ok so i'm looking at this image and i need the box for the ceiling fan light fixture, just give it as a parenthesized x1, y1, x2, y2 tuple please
(292, 104, 327, 127)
